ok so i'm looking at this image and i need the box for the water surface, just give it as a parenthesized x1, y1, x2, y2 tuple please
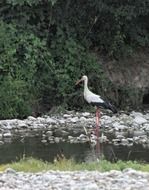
(0, 137, 149, 164)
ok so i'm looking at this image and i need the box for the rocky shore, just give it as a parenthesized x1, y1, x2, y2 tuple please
(0, 110, 149, 147)
(0, 168, 148, 190)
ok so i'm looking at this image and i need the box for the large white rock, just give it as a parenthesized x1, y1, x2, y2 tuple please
(82, 112, 90, 117)
(69, 117, 79, 123)
(112, 122, 128, 130)
(3, 132, 11, 138)
(79, 116, 87, 122)
(18, 121, 27, 128)
(101, 115, 112, 125)
(63, 114, 71, 118)
(131, 111, 144, 117)
(27, 116, 36, 121)
(59, 119, 65, 124)
(46, 131, 53, 137)
(46, 118, 57, 124)
(133, 116, 147, 125)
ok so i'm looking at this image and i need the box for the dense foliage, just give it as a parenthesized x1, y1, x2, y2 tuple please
(0, 0, 149, 118)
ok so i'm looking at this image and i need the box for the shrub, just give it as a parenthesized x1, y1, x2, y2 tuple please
(0, 21, 54, 118)
(0, 21, 106, 118)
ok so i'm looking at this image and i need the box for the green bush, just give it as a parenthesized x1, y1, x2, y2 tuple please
(0, 76, 31, 118)
(0, 21, 105, 118)
(2, 0, 149, 57)
(0, 21, 54, 118)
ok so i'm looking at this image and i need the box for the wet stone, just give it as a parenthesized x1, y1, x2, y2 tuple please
(3, 132, 11, 138)
(0, 134, 3, 140)
(46, 131, 53, 137)
(41, 139, 47, 144)
(54, 137, 60, 143)
(0, 141, 4, 145)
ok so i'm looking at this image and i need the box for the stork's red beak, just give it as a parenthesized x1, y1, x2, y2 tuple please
(75, 79, 82, 85)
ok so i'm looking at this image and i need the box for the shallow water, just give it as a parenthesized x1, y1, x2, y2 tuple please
(0, 137, 149, 164)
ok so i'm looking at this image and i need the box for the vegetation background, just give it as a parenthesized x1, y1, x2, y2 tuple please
(0, 0, 149, 119)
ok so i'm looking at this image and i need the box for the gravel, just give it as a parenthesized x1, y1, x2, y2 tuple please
(0, 168, 149, 190)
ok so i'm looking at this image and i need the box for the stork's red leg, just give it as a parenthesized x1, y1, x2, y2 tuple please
(95, 108, 100, 156)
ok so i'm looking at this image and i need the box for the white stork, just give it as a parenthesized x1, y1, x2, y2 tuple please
(76, 75, 117, 151)
(75, 75, 117, 114)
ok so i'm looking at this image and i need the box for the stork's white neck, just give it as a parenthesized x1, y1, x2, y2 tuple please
(84, 78, 89, 92)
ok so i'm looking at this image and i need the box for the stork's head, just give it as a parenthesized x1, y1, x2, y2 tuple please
(75, 75, 88, 85)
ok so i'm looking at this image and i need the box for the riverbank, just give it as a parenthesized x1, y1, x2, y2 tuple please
(0, 158, 149, 190)
(0, 167, 149, 190)
(0, 110, 149, 147)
